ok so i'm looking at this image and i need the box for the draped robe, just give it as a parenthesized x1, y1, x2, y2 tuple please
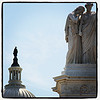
(65, 13, 82, 64)
(79, 12, 96, 64)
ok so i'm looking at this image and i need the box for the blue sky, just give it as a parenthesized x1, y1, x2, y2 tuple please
(3, 3, 96, 97)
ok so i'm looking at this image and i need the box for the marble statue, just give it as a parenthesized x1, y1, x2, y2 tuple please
(12, 47, 19, 66)
(13, 47, 18, 57)
(79, 3, 96, 64)
(52, 3, 96, 97)
(65, 3, 96, 64)
(65, 6, 85, 64)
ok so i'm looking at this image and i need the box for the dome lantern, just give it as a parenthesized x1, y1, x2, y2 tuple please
(3, 47, 35, 97)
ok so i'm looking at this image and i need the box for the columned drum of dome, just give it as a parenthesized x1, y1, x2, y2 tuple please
(3, 47, 35, 97)
(8, 67, 22, 85)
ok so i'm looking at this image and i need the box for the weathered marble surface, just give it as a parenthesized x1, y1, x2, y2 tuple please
(52, 64, 96, 97)
(65, 3, 96, 64)
(62, 64, 96, 77)
(52, 3, 97, 98)
(65, 6, 85, 64)
(52, 75, 96, 97)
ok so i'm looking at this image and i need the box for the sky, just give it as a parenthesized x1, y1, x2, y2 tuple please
(3, 2, 96, 97)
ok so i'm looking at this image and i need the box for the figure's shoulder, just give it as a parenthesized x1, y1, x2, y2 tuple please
(68, 12, 74, 16)
(66, 13, 73, 20)
(83, 11, 96, 15)
(82, 12, 96, 17)
(91, 11, 96, 15)
(80, 12, 86, 19)
(91, 11, 96, 18)
(68, 12, 74, 19)
(67, 13, 72, 17)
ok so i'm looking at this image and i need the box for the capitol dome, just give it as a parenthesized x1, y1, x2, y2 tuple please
(3, 86, 35, 97)
(3, 47, 35, 97)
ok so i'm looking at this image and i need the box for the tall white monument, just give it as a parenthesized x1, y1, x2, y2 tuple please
(52, 3, 96, 97)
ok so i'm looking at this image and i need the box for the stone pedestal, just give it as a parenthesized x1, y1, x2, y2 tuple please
(52, 64, 97, 97)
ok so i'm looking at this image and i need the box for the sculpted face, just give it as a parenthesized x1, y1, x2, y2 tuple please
(85, 5, 93, 12)
(75, 7, 85, 15)
(74, 6, 85, 16)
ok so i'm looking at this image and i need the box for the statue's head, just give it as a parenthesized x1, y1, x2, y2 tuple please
(74, 6, 85, 15)
(15, 46, 17, 49)
(85, 3, 93, 12)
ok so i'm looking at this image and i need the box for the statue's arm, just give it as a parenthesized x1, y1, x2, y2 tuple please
(69, 13, 79, 23)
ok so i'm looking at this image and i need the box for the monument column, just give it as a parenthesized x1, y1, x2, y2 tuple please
(19, 71, 21, 80)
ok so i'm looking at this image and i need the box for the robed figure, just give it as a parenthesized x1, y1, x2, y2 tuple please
(79, 3, 96, 64)
(65, 6, 85, 64)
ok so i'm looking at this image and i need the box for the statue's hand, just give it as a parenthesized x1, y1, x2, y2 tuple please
(79, 31, 82, 36)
